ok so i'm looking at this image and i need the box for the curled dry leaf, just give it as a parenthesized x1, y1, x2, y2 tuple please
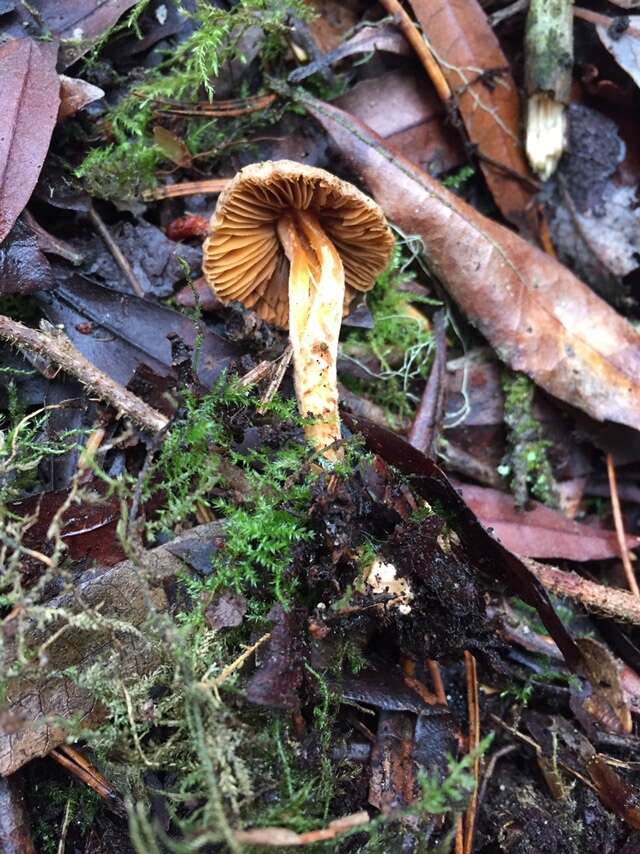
(407, 0, 537, 233)
(0, 38, 60, 243)
(58, 75, 105, 121)
(455, 482, 640, 561)
(301, 93, 640, 433)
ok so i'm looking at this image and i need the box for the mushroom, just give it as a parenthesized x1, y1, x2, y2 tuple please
(202, 160, 394, 458)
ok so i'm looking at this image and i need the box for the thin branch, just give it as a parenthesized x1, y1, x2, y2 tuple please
(0, 315, 169, 434)
(409, 309, 446, 456)
(525, 558, 640, 624)
(142, 178, 230, 201)
(607, 453, 640, 598)
(463, 651, 480, 854)
(378, 0, 451, 102)
(88, 204, 145, 298)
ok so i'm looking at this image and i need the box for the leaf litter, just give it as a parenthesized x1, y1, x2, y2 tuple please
(1, 1, 640, 852)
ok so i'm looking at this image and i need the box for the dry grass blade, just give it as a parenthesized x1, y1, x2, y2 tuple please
(463, 651, 480, 854)
(607, 454, 640, 597)
(142, 178, 231, 201)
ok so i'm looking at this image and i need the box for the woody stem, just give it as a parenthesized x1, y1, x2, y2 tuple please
(277, 209, 345, 460)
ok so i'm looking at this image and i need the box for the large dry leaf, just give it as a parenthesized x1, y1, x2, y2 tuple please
(408, 0, 536, 233)
(0, 38, 59, 243)
(455, 483, 640, 560)
(301, 93, 640, 432)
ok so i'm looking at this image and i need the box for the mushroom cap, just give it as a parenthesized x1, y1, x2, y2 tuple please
(202, 160, 395, 328)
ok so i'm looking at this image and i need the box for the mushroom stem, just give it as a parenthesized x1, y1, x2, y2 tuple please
(277, 210, 345, 459)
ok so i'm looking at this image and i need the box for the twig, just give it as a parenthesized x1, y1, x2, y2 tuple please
(142, 178, 230, 201)
(153, 92, 278, 117)
(258, 344, 293, 412)
(235, 811, 370, 847)
(408, 309, 446, 457)
(57, 796, 73, 854)
(524, 558, 640, 624)
(607, 453, 640, 598)
(490, 0, 529, 26)
(88, 204, 145, 298)
(0, 315, 169, 434)
(427, 659, 447, 704)
(463, 651, 480, 854)
(378, 0, 451, 102)
(50, 745, 121, 805)
(201, 632, 271, 690)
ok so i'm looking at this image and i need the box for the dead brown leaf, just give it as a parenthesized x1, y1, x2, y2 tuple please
(408, 0, 537, 233)
(335, 70, 464, 175)
(455, 483, 639, 560)
(0, 38, 60, 243)
(301, 94, 640, 432)
(58, 75, 104, 121)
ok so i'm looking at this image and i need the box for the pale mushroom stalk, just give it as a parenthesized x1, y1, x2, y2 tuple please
(277, 210, 345, 457)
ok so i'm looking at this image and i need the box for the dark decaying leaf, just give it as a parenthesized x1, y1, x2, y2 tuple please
(0, 774, 33, 854)
(36, 276, 239, 388)
(246, 605, 308, 710)
(0, 38, 59, 243)
(11, 486, 125, 582)
(455, 482, 639, 560)
(301, 93, 640, 434)
(342, 411, 583, 672)
(33, 0, 140, 66)
(205, 593, 247, 630)
(407, 0, 537, 233)
(0, 217, 53, 296)
(340, 663, 448, 715)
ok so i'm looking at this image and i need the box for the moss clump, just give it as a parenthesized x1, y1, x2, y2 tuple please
(341, 244, 436, 428)
(75, 0, 310, 200)
(498, 371, 559, 507)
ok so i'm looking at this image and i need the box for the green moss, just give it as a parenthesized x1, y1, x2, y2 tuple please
(499, 371, 559, 507)
(76, 0, 310, 200)
(341, 244, 438, 428)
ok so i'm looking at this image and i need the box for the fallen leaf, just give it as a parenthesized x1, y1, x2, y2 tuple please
(245, 605, 308, 710)
(335, 70, 465, 175)
(58, 74, 104, 121)
(205, 593, 247, 630)
(34, 0, 140, 66)
(37, 275, 239, 388)
(0, 217, 53, 296)
(301, 93, 640, 433)
(407, 0, 537, 233)
(455, 482, 639, 560)
(0, 38, 60, 242)
(153, 126, 192, 167)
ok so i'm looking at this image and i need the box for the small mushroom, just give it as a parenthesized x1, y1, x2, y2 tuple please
(202, 160, 394, 458)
